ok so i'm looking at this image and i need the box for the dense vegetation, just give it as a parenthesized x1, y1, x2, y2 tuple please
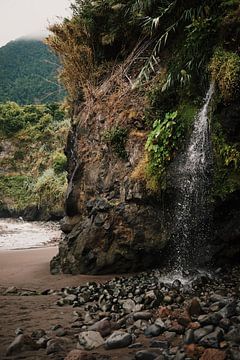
(0, 102, 69, 218)
(0, 39, 65, 104)
(46, 0, 240, 196)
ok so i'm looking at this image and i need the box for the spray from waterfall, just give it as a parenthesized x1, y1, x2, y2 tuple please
(170, 83, 214, 273)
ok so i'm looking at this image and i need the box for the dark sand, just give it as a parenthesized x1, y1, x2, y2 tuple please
(0, 247, 121, 359)
(0, 246, 114, 291)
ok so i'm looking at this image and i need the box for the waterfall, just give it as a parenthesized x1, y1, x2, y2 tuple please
(170, 83, 214, 272)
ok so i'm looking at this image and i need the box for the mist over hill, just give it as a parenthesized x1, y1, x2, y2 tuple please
(0, 39, 65, 104)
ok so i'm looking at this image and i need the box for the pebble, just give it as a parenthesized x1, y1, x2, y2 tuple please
(105, 330, 132, 349)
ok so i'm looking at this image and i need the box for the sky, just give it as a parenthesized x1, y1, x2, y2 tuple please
(0, 0, 72, 47)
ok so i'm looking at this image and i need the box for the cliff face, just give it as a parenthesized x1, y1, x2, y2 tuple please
(51, 99, 169, 274)
(48, 1, 240, 274)
(50, 93, 240, 275)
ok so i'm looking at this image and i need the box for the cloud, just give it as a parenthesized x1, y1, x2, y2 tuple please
(0, 0, 71, 47)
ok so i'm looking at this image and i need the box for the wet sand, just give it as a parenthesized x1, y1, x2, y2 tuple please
(0, 246, 114, 291)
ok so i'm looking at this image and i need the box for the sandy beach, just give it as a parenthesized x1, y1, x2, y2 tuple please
(0, 246, 114, 291)
(0, 245, 116, 359)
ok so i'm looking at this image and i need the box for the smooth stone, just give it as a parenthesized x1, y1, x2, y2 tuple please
(6, 334, 37, 355)
(154, 318, 166, 331)
(144, 324, 162, 337)
(149, 339, 169, 349)
(78, 331, 104, 350)
(55, 327, 67, 337)
(105, 331, 132, 349)
(194, 326, 214, 342)
(89, 318, 111, 337)
(198, 313, 222, 326)
(46, 339, 65, 354)
(188, 298, 202, 317)
(199, 327, 224, 348)
(133, 312, 152, 321)
(122, 299, 136, 313)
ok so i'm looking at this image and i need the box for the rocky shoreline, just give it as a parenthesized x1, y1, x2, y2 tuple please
(2, 265, 240, 360)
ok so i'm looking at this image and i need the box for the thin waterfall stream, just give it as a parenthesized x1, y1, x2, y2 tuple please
(170, 83, 215, 273)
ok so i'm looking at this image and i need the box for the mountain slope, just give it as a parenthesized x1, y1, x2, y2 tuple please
(0, 39, 65, 104)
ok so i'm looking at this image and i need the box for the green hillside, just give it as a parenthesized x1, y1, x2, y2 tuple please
(0, 39, 65, 104)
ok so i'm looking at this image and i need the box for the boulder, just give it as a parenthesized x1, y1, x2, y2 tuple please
(78, 331, 104, 350)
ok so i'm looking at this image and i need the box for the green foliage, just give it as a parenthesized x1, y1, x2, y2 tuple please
(212, 121, 240, 199)
(103, 126, 128, 159)
(0, 175, 35, 211)
(0, 102, 26, 135)
(209, 48, 240, 101)
(145, 111, 184, 189)
(0, 39, 65, 104)
(0, 102, 65, 136)
(52, 152, 67, 173)
(0, 102, 70, 216)
(32, 168, 67, 213)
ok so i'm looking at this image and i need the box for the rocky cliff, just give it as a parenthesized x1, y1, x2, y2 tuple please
(49, 0, 240, 274)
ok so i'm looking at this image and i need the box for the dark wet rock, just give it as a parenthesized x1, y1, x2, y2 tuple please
(144, 324, 162, 337)
(144, 290, 164, 308)
(133, 312, 152, 321)
(149, 339, 169, 349)
(154, 318, 166, 331)
(194, 326, 214, 342)
(172, 279, 182, 290)
(89, 319, 112, 337)
(64, 349, 97, 360)
(188, 298, 202, 318)
(6, 334, 38, 355)
(184, 329, 194, 344)
(198, 312, 222, 326)
(55, 327, 67, 337)
(224, 325, 240, 344)
(135, 350, 159, 360)
(105, 331, 132, 349)
(46, 339, 65, 355)
(78, 331, 104, 350)
(198, 327, 224, 348)
(219, 301, 237, 318)
(128, 343, 144, 349)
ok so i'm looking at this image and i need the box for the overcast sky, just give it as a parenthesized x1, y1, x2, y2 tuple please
(0, 0, 72, 47)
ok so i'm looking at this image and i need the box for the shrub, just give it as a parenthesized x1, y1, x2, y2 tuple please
(103, 126, 128, 159)
(145, 111, 184, 189)
(52, 151, 67, 173)
(33, 168, 67, 212)
(209, 48, 240, 101)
